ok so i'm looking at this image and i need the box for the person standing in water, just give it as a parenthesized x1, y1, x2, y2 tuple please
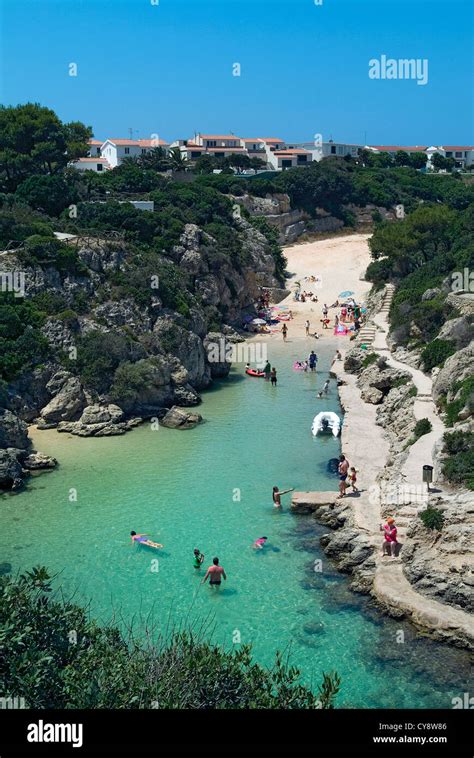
(305, 319, 310, 336)
(309, 351, 318, 372)
(263, 360, 271, 381)
(282, 323, 288, 341)
(203, 557, 227, 587)
(193, 548, 205, 568)
(272, 485, 294, 509)
(323, 379, 330, 394)
(270, 367, 277, 386)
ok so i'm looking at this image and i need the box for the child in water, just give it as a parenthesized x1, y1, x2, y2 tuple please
(253, 537, 268, 549)
(193, 548, 205, 568)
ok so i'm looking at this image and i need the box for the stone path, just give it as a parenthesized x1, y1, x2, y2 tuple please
(335, 283, 474, 645)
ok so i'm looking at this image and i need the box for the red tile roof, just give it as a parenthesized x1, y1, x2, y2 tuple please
(199, 134, 241, 140)
(370, 145, 427, 152)
(260, 138, 284, 143)
(88, 139, 102, 145)
(274, 149, 310, 155)
(440, 146, 474, 151)
(106, 138, 167, 147)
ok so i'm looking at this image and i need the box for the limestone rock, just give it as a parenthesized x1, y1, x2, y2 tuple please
(0, 449, 23, 489)
(361, 387, 384, 404)
(160, 406, 203, 429)
(22, 452, 57, 470)
(40, 373, 86, 424)
(0, 409, 29, 449)
(291, 491, 340, 513)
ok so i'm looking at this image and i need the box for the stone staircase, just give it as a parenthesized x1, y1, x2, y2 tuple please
(355, 283, 395, 349)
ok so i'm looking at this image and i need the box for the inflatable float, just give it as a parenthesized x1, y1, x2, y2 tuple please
(311, 412, 341, 437)
(245, 368, 265, 377)
(293, 361, 307, 371)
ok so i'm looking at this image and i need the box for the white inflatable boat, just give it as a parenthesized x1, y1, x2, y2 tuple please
(311, 411, 341, 437)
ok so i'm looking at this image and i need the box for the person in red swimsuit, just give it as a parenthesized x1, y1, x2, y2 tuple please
(203, 557, 227, 588)
(381, 518, 398, 557)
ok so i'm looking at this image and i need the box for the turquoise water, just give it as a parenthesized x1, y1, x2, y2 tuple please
(1, 340, 471, 708)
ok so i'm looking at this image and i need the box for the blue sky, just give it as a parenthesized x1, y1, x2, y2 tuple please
(1, 0, 473, 145)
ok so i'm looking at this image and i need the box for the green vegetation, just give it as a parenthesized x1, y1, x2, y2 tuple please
(75, 331, 143, 394)
(367, 203, 474, 351)
(361, 352, 378, 368)
(413, 418, 432, 439)
(419, 507, 445, 531)
(443, 376, 474, 426)
(405, 418, 433, 448)
(0, 104, 91, 192)
(442, 430, 474, 490)
(0, 294, 48, 383)
(0, 568, 341, 709)
(421, 339, 456, 371)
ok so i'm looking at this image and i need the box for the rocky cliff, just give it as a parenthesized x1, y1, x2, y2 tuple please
(0, 217, 280, 489)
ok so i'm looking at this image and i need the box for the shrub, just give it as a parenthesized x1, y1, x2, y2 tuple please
(362, 352, 378, 368)
(442, 431, 474, 490)
(421, 339, 456, 371)
(413, 418, 432, 440)
(0, 568, 341, 709)
(419, 507, 444, 531)
(444, 376, 474, 426)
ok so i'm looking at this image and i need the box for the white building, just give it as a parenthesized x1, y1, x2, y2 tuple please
(68, 157, 110, 172)
(266, 147, 312, 170)
(426, 145, 474, 170)
(100, 138, 169, 168)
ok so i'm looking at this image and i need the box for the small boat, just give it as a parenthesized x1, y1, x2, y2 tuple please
(311, 412, 341, 437)
(245, 368, 265, 377)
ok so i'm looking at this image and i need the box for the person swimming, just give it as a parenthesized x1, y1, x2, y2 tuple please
(130, 531, 163, 549)
(193, 548, 205, 568)
(253, 536, 268, 549)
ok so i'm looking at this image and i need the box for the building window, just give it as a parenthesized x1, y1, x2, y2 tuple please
(207, 141, 216, 147)
(97, 164, 103, 171)
(191, 152, 201, 158)
(297, 155, 307, 163)
(141, 148, 147, 154)
(282, 159, 292, 168)
(455, 152, 462, 158)
(125, 147, 130, 154)
(331, 146, 336, 154)
(446, 152, 452, 157)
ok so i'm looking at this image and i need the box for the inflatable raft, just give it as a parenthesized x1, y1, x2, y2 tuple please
(311, 411, 341, 437)
(245, 368, 265, 377)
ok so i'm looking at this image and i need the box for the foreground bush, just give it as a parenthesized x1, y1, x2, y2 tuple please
(0, 568, 341, 709)
(419, 507, 444, 531)
(442, 431, 474, 490)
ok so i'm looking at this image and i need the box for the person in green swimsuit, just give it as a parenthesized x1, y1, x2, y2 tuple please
(193, 548, 205, 568)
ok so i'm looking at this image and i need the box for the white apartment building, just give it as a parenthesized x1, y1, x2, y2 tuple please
(100, 138, 170, 168)
(426, 145, 474, 170)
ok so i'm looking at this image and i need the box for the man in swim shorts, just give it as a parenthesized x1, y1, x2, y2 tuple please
(203, 557, 227, 587)
(338, 455, 350, 497)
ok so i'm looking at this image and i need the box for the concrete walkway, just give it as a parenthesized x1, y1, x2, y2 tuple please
(335, 284, 474, 646)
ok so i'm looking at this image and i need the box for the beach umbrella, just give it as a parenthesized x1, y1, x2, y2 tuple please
(250, 318, 267, 325)
(339, 290, 354, 298)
